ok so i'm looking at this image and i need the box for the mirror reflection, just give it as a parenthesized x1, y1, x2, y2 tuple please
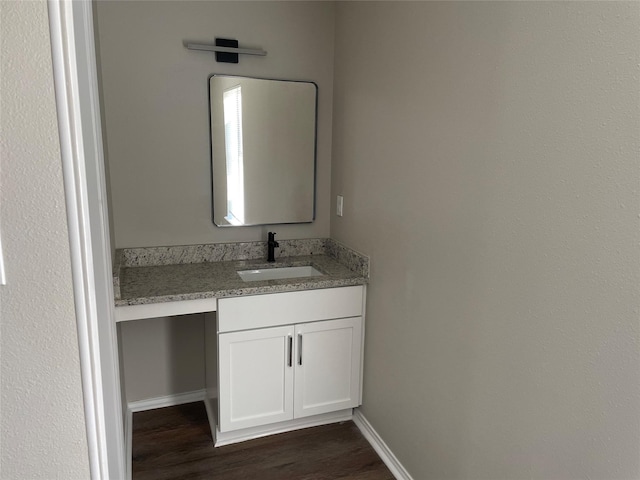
(209, 75, 317, 227)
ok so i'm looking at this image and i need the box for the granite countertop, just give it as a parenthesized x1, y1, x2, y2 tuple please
(114, 239, 369, 307)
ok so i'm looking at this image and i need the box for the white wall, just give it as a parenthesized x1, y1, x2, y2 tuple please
(96, 0, 335, 248)
(331, 2, 640, 479)
(0, 1, 90, 478)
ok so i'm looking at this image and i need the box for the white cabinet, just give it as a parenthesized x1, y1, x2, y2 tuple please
(208, 286, 365, 444)
(218, 325, 294, 432)
(294, 317, 362, 419)
(218, 316, 362, 433)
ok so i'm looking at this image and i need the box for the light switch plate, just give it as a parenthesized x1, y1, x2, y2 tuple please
(336, 195, 344, 217)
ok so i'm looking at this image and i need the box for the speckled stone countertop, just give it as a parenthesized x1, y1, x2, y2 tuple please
(114, 239, 368, 306)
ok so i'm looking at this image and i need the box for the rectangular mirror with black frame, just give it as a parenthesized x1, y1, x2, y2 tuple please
(209, 75, 317, 227)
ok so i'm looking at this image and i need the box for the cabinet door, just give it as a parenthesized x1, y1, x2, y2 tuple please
(218, 325, 294, 432)
(294, 317, 362, 419)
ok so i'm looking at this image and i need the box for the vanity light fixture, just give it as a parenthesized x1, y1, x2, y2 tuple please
(185, 37, 267, 63)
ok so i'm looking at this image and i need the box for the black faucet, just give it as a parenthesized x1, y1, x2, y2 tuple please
(267, 232, 279, 262)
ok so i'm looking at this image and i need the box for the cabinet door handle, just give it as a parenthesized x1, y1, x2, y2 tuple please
(287, 335, 293, 367)
(298, 333, 303, 366)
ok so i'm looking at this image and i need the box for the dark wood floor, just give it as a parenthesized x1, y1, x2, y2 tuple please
(132, 402, 395, 480)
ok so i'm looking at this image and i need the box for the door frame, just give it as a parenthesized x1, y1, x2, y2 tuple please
(48, 1, 126, 478)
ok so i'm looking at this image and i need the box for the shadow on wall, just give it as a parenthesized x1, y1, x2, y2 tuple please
(119, 315, 206, 404)
(169, 314, 206, 398)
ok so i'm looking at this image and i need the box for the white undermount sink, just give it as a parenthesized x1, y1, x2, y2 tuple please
(237, 265, 324, 282)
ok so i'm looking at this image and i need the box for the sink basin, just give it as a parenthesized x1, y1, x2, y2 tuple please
(237, 266, 323, 282)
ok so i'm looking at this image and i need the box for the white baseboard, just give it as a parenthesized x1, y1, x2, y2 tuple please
(128, 389, 206, 413)
(125, 390, 207, 480)
(353, 409, 414, 480)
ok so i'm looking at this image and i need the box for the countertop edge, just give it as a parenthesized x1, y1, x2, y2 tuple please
(114, 276, 367, 307)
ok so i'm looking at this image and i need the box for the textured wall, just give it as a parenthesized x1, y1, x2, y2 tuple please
(0, 1, 90, 478)
(331, 2, 640, 479)
(95, 1, 335, 248)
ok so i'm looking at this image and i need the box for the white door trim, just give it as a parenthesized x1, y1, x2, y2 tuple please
(48, 1, 126, 478)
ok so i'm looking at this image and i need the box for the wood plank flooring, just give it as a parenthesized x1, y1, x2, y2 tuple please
(132, 402, 395, 480)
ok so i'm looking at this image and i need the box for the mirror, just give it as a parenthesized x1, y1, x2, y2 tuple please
(209, 75, 317, 227)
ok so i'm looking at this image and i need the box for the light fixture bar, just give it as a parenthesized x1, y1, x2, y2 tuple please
(186, 43, 267, 57)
